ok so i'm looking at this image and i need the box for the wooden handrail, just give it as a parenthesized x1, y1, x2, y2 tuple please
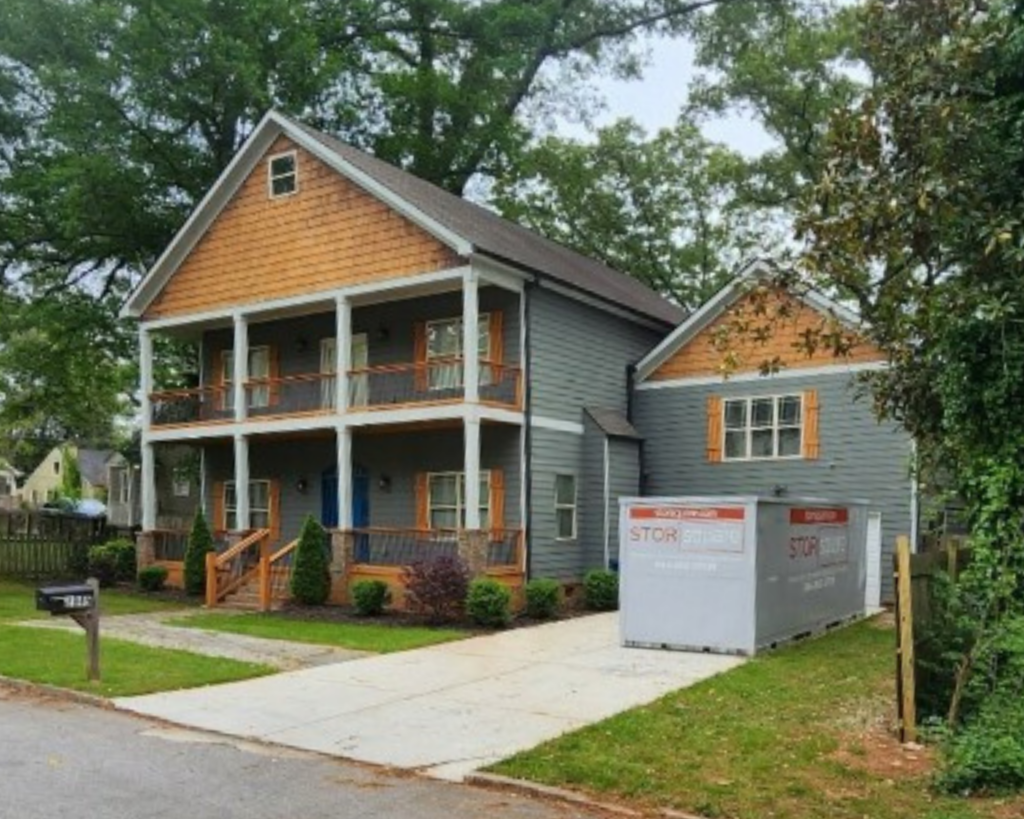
(245, 372, 331, 387)
(260, 537, 299, 612)
(214, 528, 270, 568)
(149, 385, 224, 400)
(269, 537, 299, 563)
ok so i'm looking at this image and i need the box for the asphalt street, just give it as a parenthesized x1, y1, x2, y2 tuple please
(0, 689, 602, 819)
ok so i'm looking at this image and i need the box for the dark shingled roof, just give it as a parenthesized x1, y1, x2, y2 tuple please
(288, 117, 685, 327)
(584, 407, 642, 440)
(78, 449, 115, 488)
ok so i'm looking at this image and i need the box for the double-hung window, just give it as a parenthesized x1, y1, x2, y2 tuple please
(224, 480, 272, 531)
(425, 315, 490, 390)
(554, 475, 577, 540)
(427, 472, 490, 530)
(723, 395, 803, 460)
(222, 347, 271, 411)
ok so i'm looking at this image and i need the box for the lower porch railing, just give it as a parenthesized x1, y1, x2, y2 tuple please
(205, 528, 271, 607)
(259, 537, 298, 611)
(346, 528, 522, 570)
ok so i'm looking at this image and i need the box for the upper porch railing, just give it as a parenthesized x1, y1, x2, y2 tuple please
(148, 359, 522, 427)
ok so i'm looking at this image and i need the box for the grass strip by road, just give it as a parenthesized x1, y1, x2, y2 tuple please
(489, 618, 1021, 819)
(170, 612, 467, 654)
(0, 578, 189, 622)
(0, 623, 272, 697)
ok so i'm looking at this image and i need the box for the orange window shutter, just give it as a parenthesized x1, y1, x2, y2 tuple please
(490, 468, 505, 532)
(269, 480, 281, 539)
(803, 389, 821, 459)
(213, 481, 225, 532)
(706, 395, 723, 463)
(268, 347, 281, 407)
(413, 321, 427, 391)
(415, 473, 429, 530)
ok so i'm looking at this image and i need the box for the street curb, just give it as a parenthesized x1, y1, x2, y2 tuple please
(465, 772, 643, 816)
(0, 675, 112, 709)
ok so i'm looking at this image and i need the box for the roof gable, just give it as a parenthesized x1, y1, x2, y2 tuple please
(125, 111, 682, 327)
(636, 259, 880, 382)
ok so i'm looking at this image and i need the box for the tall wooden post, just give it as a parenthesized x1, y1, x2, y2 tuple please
(895, 535, 917, 743)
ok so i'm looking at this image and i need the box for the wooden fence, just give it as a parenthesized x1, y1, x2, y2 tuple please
(0, 511, 135, 580)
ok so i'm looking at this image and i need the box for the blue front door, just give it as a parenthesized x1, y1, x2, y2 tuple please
(321, 467, 369, 530)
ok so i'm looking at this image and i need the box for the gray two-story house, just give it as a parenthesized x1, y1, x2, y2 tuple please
(125, 112, 913, 608)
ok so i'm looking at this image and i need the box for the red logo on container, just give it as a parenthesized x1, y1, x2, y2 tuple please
(630, 506, 746, 521)
(790, 508, 849, 525)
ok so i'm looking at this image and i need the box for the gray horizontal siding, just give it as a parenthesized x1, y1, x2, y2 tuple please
(202, 425, 521, 543)
(529, 287, 663, 423)
(633, 372, 913, 602)
(529, 427, 588, 582)
(607, 437, 641, 567)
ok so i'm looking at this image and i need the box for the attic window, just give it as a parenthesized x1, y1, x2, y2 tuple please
(268, 151, 297, 198)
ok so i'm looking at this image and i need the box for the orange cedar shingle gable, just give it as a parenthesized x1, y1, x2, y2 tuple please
(651, 290, 885, 381)
(144, 137, 465, 319)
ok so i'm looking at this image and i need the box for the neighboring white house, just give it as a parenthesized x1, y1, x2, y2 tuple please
(0, 460, 20, 510)
(20, 445, 116, 508)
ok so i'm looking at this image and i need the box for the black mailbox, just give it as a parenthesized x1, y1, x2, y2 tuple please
(36, 584, 96, 615)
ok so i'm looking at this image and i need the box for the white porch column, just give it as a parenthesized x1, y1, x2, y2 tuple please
(141, 441, 156, 531)
(336, 425, 353, 530)
(462, 269, 480, 403)
(335, 296, 351, 412)
(139, 326, 154, 430)
(233, 434, 249, 531)
(464, 417, 481, 529)
(232, 313, 248, 422)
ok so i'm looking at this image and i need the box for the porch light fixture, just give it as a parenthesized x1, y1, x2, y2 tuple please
(378, 474, 392, 492)
(296, 477, 309, 494)
(771, 484, 788, 497)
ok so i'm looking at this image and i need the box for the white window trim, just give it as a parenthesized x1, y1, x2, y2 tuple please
(223, 345, 272, 410)
(267, 150, 298, 199)
(224, 479, 272, 530)
(427, 470, 490, 531)
(554, 474, 578, 541)
(722, 393, 805, 462)
(425, 313, 491, 391)
(117, 469, 131, 505)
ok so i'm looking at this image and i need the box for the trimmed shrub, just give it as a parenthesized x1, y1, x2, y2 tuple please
(401, 556, 470, 623)
(352, 579, 391, 616)
(138, 565, 169, 592)
(466, 578, 512, 628)
(184, 508, 215, 596)
(87, 539, 137, 588)
(525, 578, 561, 619)
(86, 544, 119, 588)
(290, 515, 331, 605)
(584, 569, 619, 611)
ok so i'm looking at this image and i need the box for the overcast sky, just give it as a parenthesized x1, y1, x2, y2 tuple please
(562, 36, 776, 158)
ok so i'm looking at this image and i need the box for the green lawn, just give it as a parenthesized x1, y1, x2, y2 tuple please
(0, 623, 272, 697)
(489, 619, 1022, 819)
(170, 612, 468, 653)
(0, 578, 189, 622)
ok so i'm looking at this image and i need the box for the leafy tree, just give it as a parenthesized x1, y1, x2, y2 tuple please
(492, 116, 762, 309)
(796, 0, 1024, 743)
(59, 447, 82, 501)
(290, 515, 331, 606)
(184, 507, 215, 596)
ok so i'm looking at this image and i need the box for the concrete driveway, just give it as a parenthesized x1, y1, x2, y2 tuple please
(116, 613, 743, 781)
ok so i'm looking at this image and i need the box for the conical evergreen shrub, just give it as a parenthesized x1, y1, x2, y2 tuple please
(290, 515, 331, 605)
(184, 508, 215, 595)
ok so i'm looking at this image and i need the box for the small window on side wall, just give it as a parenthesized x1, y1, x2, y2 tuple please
(554, 474, 577, 540)
(268, 151, 298, 198)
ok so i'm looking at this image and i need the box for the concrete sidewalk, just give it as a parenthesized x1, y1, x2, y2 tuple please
(19, 612, 368, 670)
(116, 613, 742, 781)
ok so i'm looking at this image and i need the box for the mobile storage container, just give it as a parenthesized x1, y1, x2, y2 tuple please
(618, 496, 868, 655)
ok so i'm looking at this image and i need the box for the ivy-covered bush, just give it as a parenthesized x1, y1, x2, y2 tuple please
(583, 569, 618, 611)
(352, 579, 391, 616)
(290, 515, 331, 605)
(525, 578, 561, 619)
(401, 556, 470, 623)
(183, 508, 215, 596)
(138, 565, 169, 592)
(466, 578, 512, 628)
